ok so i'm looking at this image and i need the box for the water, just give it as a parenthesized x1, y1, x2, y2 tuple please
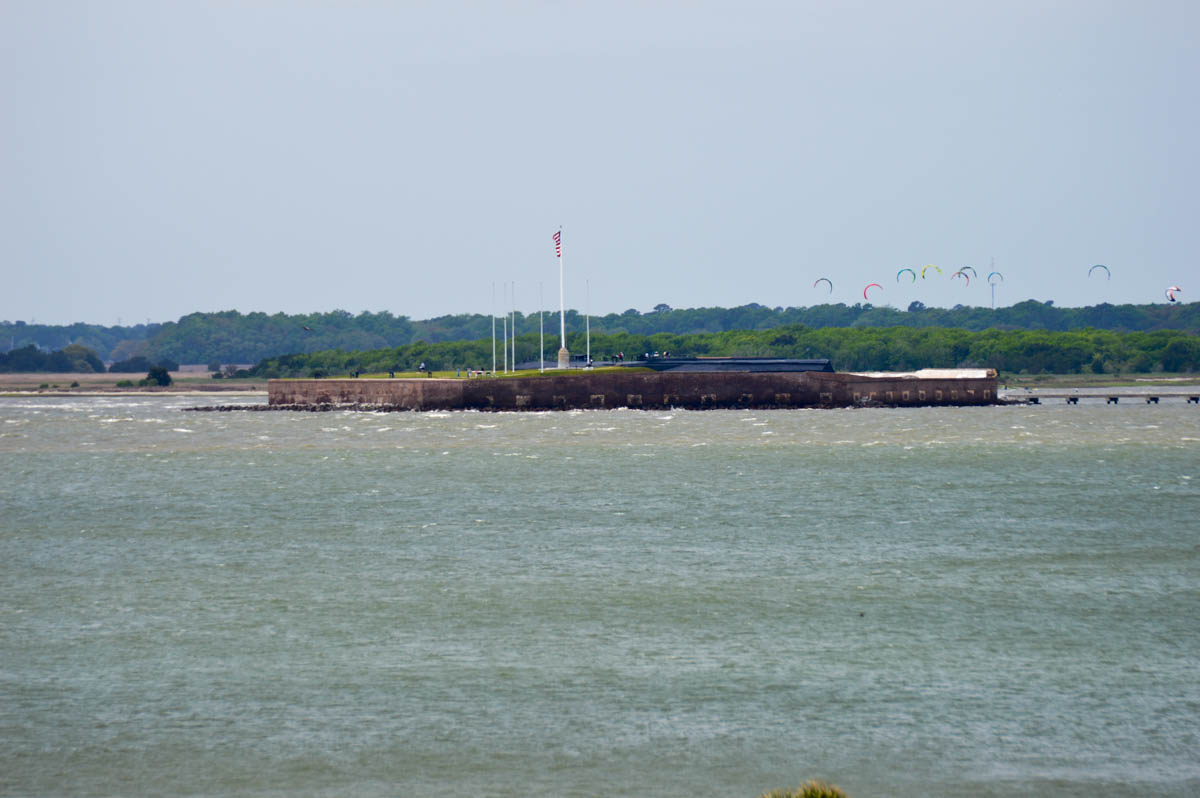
(2, 396, 1198, 797)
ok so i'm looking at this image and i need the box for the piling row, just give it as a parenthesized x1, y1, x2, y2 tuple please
(1014, 394, 1199, 406)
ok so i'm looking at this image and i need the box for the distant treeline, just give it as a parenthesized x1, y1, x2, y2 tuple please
(0, 321, 164, 364)
(0, 344, 106, 373)
(4, 300, 1198, 366)
(0, 345, 179, 374)
(251, 325, 1200, 378)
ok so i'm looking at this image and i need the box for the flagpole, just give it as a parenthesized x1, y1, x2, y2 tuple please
(502, 282, 508, 374)
(585, 278, 591, 366)
(491, 282, 496, 375)
(511, 281, 516, 372)
(556, 227, 569, 369)
(539, 281, 545, 373)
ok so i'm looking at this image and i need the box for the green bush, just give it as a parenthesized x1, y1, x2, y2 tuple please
(145, 366, 172, 386)
(115, 379, 134, 387)
(759, 781, 849, 798)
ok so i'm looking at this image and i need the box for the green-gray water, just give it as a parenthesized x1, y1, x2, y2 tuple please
(2, 396, 1198, 797)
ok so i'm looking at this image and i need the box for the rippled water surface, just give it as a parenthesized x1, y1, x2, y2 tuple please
(2, 395, 1198, 797)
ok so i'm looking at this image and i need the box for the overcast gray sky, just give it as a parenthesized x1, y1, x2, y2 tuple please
(2, 0, 1196, 325)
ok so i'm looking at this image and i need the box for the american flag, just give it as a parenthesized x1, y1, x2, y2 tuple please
(552, 230, 561, 258)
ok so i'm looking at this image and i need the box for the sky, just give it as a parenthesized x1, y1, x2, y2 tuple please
(1, 0, 1197, 326)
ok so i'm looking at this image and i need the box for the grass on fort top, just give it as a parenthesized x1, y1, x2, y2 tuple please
(350, 365, 653, 380)
(344, 368, 1196, 387)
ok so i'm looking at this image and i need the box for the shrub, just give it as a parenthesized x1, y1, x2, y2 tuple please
(145, 366, 171, 386)
(759, 781, 849, 798)
(115, 379, 134, 387)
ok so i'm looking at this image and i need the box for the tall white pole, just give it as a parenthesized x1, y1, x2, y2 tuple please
(555, 227, 569, 369)
(558, 229, 566, 349)
(511, 281, 516, 372)
(491, 282, 496, 375)
(539, 281, 545, 372)
(502, 282, 508, 374)
(586, 278, 591, 365)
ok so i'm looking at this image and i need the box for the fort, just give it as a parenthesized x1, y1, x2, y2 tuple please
(264, 361, 998, 411)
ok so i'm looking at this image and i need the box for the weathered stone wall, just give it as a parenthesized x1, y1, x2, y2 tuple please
(267, 377, 464, 409)
(269, 371, 997, 410)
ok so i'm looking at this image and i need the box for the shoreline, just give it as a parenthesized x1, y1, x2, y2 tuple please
(1, 389, 267, 398)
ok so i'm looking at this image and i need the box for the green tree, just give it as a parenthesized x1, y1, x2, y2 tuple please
(145, 366, 172, 386)
(61, 344, 105, 372)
